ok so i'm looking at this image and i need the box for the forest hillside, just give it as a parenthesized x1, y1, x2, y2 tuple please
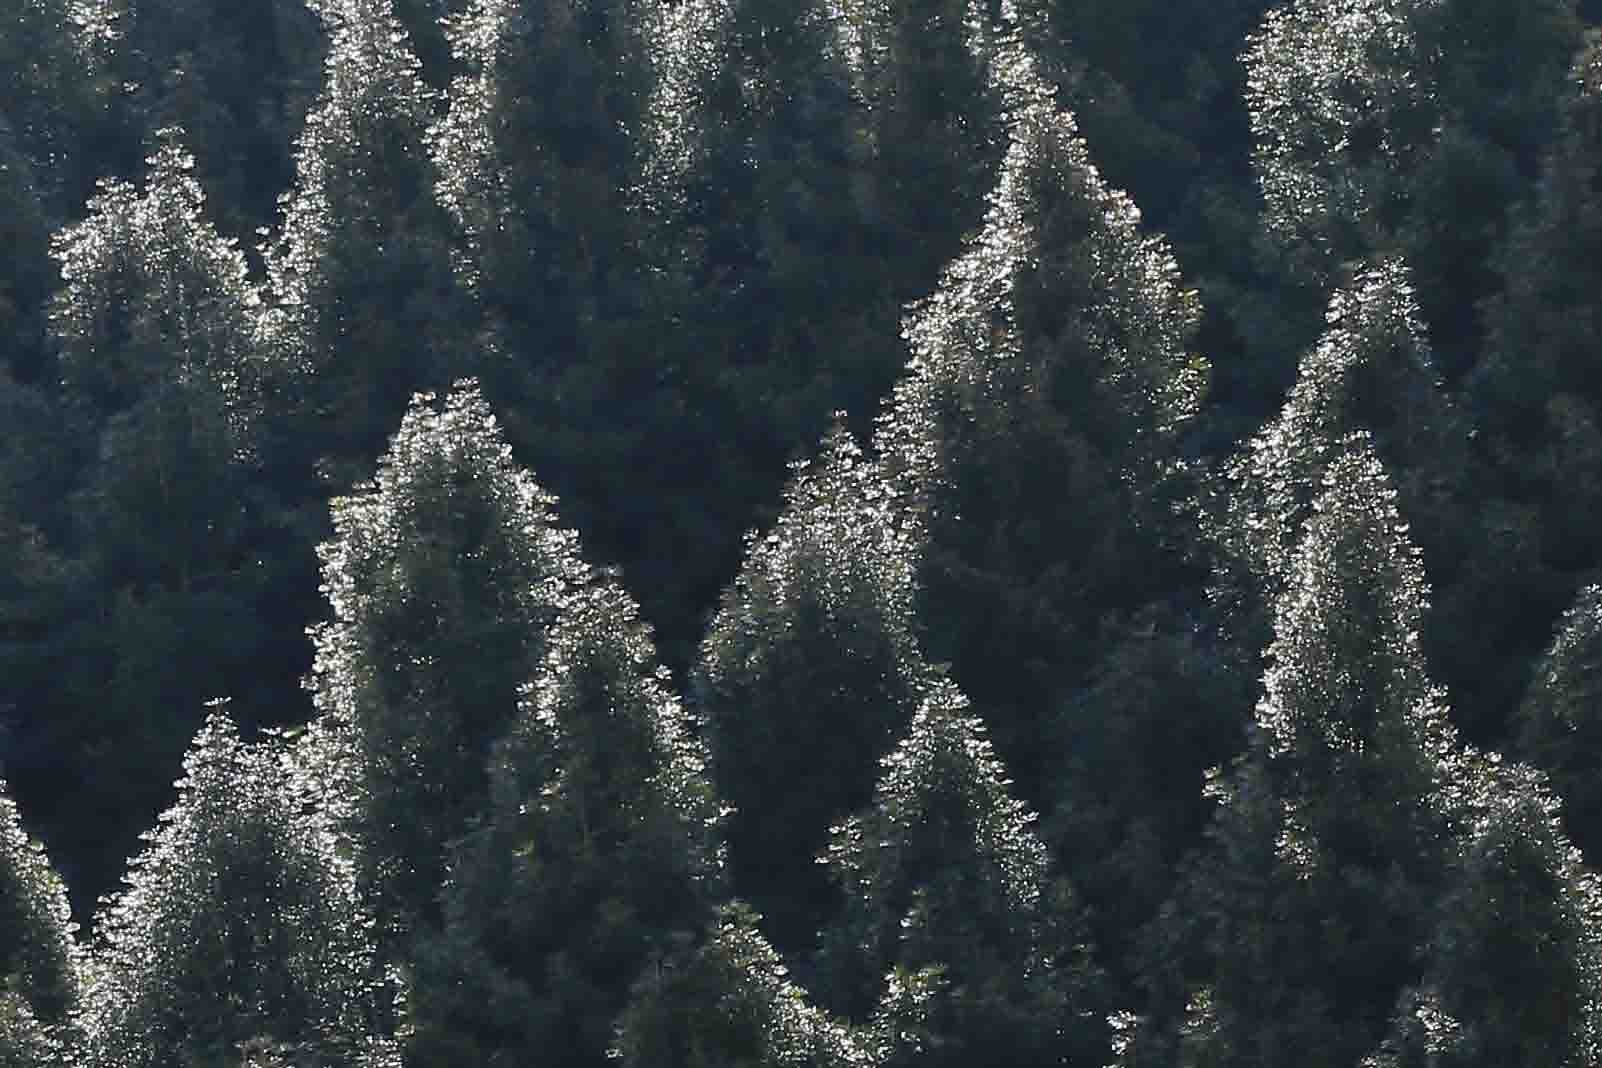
(4, 0, 1602, 1064)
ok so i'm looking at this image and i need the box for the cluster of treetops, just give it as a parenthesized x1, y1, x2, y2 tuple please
(7, 0, 1602, 1063)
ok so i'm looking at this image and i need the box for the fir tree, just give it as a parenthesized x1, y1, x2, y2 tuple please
(305, 382, 588, 941)
(694, 422, 927, 961)
(819, 677, 1107, 1068)
(262, 0, 465, 493)
(408, 581, 722, 1067)
(1135, 441, 1460, 1068)
(79, 710, 394, 1068)
(1363, 760, 1602, 1067)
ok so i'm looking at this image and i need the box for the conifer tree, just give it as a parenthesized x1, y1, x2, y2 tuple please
(836, 0, 1009, 294)
(1215, 256, 1459, 606)
(1244, 0, 1582, 366)
(612, 903, 871, 1068)
(305, 382, 588, 940)
(80, 710, 394, 1068)
(819, 677, 1107, 1068)
(408, 581, 722, 1067)
(262, 0, 464, 493)
(1363, 760, 1602, 1067)
(43, 134, 278, 913)
(1518, 582, 1602, 862)
(95, 0, 327, 244)
(694, 422, 927, 960)
(873, 44, 1215, 986)
(0, 784, 79, 1067)
(1134, 441, 1460, 1068)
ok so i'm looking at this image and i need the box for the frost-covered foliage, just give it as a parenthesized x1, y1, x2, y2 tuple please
(1141, 441, 1461, 1068)
(695, 421, 927, 957)
(262, 0, 460, 487)
(409, 581, 722, 1066)
(1519, 583, 1602, 861)
(51, 135, 261, 439)
(1215, 256, 1458, 605)
(80, 712, 394, 1068)
(1365, 760, 1602, 1067)
(0, 785, 78, 1065)
(306, 382, 588, 937)
(612, 903, 871, 1068)
(820, 678, 1106, 1068)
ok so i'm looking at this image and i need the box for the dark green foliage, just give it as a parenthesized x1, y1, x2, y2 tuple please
(836, 0, 1009, 295)
(1363, 759, 1602, 1067)
(39, 135, 280, 916)
(1245, 0, 1583, 366)
(1214, 257, 1462, 604)
(262, 0, 465, 494)
(695, 423, 927, 960)
(1140, 441, 1460, 1068)
(611, 903, 869, 1068)
(306, 382, 588, 938)
(96, 0, 328, 245)
(819, 677, 1107, 1068)
(874, 43, 1212, 991)
(408, 582, 722, 1067)
(80, 711, 394, 1068)
(1519, 583, 1602, 861)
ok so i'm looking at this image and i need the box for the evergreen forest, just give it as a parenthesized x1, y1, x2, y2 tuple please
(7, 0, 1602, 1063)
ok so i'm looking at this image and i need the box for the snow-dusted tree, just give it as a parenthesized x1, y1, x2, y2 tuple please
(1363, 760, 1602, 1068)
(80, 711, 394, 1068)
(611, 903, 872, 1068)
(306, 382, 588, 940)
(261, 0, 464, 493)
(695, 422, 927, 959)
(408, 581, 722, 1067)
(1134, 441, 1461, 1068)
(819, 677, 1107, 1068)
(0, 784, 78, 1067)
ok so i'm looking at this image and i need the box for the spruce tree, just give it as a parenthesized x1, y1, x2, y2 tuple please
(407, 581, 722, 1067)
(0, 784, 78, 1066)
(1363, 761, 1602, 1067)
(262, 0, 465, 494)
(305, 382, 588, 941)
(694, 422, 927, 961)
(1133, 440, 1460, 1068)
(819, 677, 1107, 1068)
(80, 710, 394, 1068)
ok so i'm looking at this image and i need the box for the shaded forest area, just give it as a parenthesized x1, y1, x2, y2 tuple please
(5, 0, 1602, 1064)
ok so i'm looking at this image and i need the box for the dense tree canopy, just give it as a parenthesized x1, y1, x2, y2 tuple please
(3, 1, 1602, 1065)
